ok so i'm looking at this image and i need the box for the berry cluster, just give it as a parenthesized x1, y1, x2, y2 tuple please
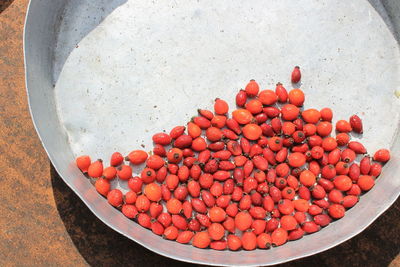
(76, 67, 390, 250)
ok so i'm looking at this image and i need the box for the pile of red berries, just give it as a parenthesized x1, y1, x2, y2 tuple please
(76, 67, 391, 250)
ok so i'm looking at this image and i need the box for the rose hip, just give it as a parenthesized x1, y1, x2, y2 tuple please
(373, 149, 390, 162)
(288, 228, 305, 241)
(245, 79, 259, 97)
(227, 235, 242, 251)
(349, 114, 363, 134)
(126, 150, 148, 165)
(369, 163, 382, 177)
(95, 178, 110, 196)
(176, 231, 194, 244)
(76, 155, 91, 173)
(107, 189, 123, 207)
(275, 82, 288, 103)
(328, 204, 346, 219)
(236, 90, 247, 107)
(291, 66, 301, 83)
(348, 163, 360, 181)
(122, 204, 138, 219)
(80, 77, 391, 251)
(88, 159, 103, 178)
(137, 213, 151, 229)
(348, 141, 367, 154)
(314, 214, 332, 227)
(302, 221, 320, 234)
(271, 228, 288, 246)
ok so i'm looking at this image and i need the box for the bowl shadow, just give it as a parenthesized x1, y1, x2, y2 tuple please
(0, 0, 14, 14)
(50, 163, 193, 267)
(50, 163, 399, 266)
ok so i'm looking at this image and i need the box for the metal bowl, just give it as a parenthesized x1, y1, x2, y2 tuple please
(24, 0, 400, 265)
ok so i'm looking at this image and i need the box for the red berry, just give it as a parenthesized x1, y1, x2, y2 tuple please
(349, 114, 363, 134)
(182, 200, 193, 219)
(245, 79, 260, 97)
(137, 213, 151, 229)
(369, 163, 382, 177)
(144, 183, 162, 202)
(252, 219, 267, 235)
(95, 178, 110, 196)
(117, 165, 132, 180)
(241, 231, 257, 251)
(223, 216, 235, 233)
(280, 215, 298, 231)
(88, 159, 103, 178)
(360, 156, 371, 175)
(140, 168, 156, 184)
(314, 214, 331, 227)
(291, 66, 301, 83)
(152, 132, 172, 145)
(135, 195, 150, 212)
(288, 228, 305, 241)
(357, 175, 375, 191)
(257, 233, 272, 249)
(107, 189, 123, 207)
(126, 150, 148, 165)
(157, 213, 172, 228)
(302, 221, 320, 233)
(128, 176, 143, 193)
(235, 211, 252, 231)
(227, 235, 242, 251)
(172, 215, 188, 230)
(103, 166, 117, 180)
(236, 90, 247, 107)
(147, 155, 165, 170)
(348, 141, 367, 154)
(208, 223, 225, 240)
(151, 221, 164, 236)
(122, 204, 138, 219)
(176, 231, 194, 244)
(192, 232, 211, 248)
(289, 88, 305, 107)
(198, 109, 214, 120)
(163, 226, 179, 240)
(110, 152, 123, 166)
(373, 149, 390, 162)
(333, 175, 352, 191)
(271, 228, 288, 246)
(153, 144, 167, 157)
(328, 189, 344, 203)
(210, 240, 227, 251)
(169, 126, 185, 139)
(125, 191, 137, 204)
(275, 82, 288, 103)
(76, 155, 91, 173)
(266, 218, 280, 232)
(328, 204, 346, 219)
(342, 195, 359, 208)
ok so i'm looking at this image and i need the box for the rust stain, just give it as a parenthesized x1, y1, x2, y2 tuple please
(0, 1, 87, 266)
(0, 0, 398, 266)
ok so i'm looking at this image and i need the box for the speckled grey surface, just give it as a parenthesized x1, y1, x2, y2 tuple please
(54, 0, 400, 160)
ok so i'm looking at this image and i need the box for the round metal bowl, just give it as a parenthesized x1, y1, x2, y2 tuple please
(24, 0, 400, 265)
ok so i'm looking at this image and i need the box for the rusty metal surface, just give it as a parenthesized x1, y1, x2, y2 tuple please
(24, 0, 400, 265)
(0, 1, 86, 266)
(0, 0, 399, 266)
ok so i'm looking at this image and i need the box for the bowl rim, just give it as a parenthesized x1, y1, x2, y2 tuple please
(23, 0, 400, 265)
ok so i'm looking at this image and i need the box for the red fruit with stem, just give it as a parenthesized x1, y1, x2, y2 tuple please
(110, 152, 123, 166)
(76, 155, 91, 173)
(291, 66, 301, 83)
(349, 114, 363, 133)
